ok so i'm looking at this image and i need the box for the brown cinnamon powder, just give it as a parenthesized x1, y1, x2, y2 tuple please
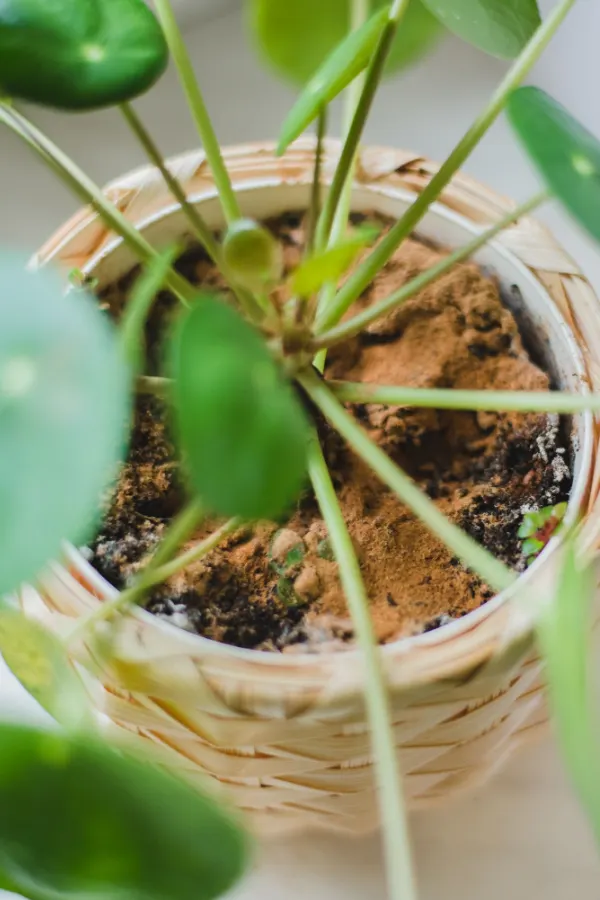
(91, 214, 570, 651)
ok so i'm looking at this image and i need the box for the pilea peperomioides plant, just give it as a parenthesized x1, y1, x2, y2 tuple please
(0, 1, 600, 899)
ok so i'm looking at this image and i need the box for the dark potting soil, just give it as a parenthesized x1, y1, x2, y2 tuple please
(89, 212, 572, 652)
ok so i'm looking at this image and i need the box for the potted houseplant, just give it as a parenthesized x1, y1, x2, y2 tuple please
(1, 1, 600, 899)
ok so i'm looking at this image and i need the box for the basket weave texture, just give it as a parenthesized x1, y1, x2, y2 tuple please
(23, 141, 600, 836)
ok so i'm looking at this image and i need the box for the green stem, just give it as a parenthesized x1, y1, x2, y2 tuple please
(315, 191, 547, 344)
(120, 103, 262, 321)
(331, 381, 600, 414)
(313, 0, 371, 373)
(153, 0, 241, 225)
(148, 499, 206, 572)
(301, 371, 515, 593)
(144, 516, 241, 583)
(346, 0, 371, 129)
(305, 108, 328, 257)
(68, 510, 241, 646)
(120, 101, 223, 262)
(316, 0, 576, 332)
(120, 247, 180, 373)
(314, 0, 411, 250)
(308, 436, 416, 900)
(0, 104, 194, 307)
(323, 0, 370, 246)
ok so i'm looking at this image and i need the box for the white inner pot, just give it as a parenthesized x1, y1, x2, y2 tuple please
(68, 176, 593, 662)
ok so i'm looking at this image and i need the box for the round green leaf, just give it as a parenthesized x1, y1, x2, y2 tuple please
(169, 296, 309, 520)
(0, 253, 129, 595)
(222, 219, 283, 289)
(0, 0, 168, 111)
(277, 7, 389, 153)
(508, 87, 600, 244)
(0, 611, 91, 729)
(0, 724, 249, 900)
(421, 0, 540, 59)
(250, 0, 442, 86)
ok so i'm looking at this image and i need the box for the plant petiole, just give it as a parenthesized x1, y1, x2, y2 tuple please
(301, 370, 516, 593)
(330, 381, 600, 414)
(308, 435, 417, 900)
(120, 102, 263, 321)
(120, 101, 223, 261)
(121, 247, 181, 373)
(305, 108, 328, 257)
(0, 103, 196, 307)
(314, 191, 548, 342)
(153, 0, 241, 225)
(316, 0, 577, 331)
(314, 0, 411, 251)
(313, 0, 371, 373)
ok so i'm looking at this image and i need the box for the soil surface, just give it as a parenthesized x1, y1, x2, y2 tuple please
(90, 212, 571, 652)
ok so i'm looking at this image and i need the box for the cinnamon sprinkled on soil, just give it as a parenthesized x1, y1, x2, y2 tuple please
(91, 212, 571, 651)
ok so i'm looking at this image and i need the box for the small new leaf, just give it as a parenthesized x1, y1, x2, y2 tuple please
(0, 0, 168, 111)
(508, 87, 600, 245)
(519, 502, 567, 564)
(421, 0, 540, 59)
(289, 226, 379, 296)
(277, 7, 389, 154)
(0, 723, 249, 900)
(222, 219, 283, 290)
(120, 246, 180, 375)
(169, 296, 309, 520)
(0, 252, 129, 596)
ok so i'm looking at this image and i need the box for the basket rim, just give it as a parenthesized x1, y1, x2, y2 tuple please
(36, 139, 598, 679)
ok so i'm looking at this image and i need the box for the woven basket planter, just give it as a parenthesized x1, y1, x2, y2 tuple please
(22, 140, 600, 836)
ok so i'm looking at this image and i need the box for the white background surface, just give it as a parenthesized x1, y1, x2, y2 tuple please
(2, 1, 600, 898)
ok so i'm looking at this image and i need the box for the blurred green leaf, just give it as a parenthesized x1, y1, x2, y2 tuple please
(0, 611, 91, 729)
(277, 7, 389, 153)
(169, 296, 309, 519)
(250, 0, 442, 86)
(421, 0, 540, 59)
(0, 723, 249, 900)
(537, 538, 600, 846)
(508, 87, 600, 244)
(222, 219, 283, 290)
(0, 0, 168, 110)
(0, 253, 129, 596)
(290, 226, 379, 295)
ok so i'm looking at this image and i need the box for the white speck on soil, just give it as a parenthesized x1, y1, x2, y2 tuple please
(551, 454, 571, 483)
(156, 601, 195, 633)
(535, 414, 561, 465)
(520, 503, 539, 515)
